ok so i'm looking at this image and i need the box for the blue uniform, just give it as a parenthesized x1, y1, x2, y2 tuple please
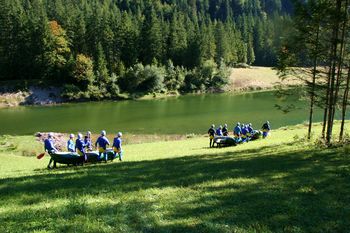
(95, 136, 110, 149)
(113, 137, 123, 161)
(113, 137, 122, 149)
(234, 126, 242, 136)
(84, 138, 92, 151)
(75, 138, 87, 162)
(44, 138, 57, 153)
(67, 139, 75, 152)
(96, 136, 110, 161)
(45, 138, 57, 169)
(216, 128, 223, 136)
(248, 126, 253, 134)
(241, 127, 248, 142)
(75, 139, 85, 152)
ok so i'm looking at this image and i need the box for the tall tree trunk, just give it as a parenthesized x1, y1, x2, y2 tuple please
(331, 0, 348, 125)
(340, 67, 350, 140)
(308, 26, 320, 140)
(326, 0, 342, 146)
(322, 66, 332, 139)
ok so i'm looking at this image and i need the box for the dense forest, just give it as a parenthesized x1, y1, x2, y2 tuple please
(0, 0, 292, 98)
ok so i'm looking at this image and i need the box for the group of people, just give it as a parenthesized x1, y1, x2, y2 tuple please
(44, 130, 123, 169)
(207, 121, 271, 147)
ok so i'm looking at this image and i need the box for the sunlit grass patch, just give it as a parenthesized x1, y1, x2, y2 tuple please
(1, 123, 350, 232)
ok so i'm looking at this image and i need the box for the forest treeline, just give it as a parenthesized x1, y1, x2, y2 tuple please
(0, 0, 292, 98)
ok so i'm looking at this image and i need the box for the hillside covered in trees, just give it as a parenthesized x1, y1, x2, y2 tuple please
(0, 0, 293, 99)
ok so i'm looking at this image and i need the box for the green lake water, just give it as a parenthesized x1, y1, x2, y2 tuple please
(0, 91, 325, 135)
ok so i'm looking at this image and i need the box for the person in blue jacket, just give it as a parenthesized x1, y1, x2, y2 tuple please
(95, 130, 110, 162)
(76, 133, 87, 163)
(233, 123, 242, 138)
(84, 131, 93, 151)
(222, 124, 229, 136)
(241, 124, 248, 142)
(247, 123, 254, 138)
(261, 121, 271, 138)
(208, 124, 215, 148)
(112, 132, 123, 161)
(45, 133, 58, 169)
(67, 134, 75, 152)
(216, 125, 223, 136)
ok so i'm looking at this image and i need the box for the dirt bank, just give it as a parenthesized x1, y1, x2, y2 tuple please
(0, 87, 62, 108)
(227, 66, 299, 91)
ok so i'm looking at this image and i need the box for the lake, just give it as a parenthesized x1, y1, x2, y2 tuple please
(0, 91, 324, 135)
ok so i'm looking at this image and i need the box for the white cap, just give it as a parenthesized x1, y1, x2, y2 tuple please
(78, 133, 82, 139)
(118, 132, 122, 137)
(101, 130, 106, 136)
(87, 131, 91, 136)
(70, 133, 75, 138)
(48, 132, 53, 138)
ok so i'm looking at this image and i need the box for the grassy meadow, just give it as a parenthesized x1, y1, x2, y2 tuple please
(1, 123, 350, 232)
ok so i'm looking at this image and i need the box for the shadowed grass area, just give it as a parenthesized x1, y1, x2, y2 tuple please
(1, 124, 350, 232)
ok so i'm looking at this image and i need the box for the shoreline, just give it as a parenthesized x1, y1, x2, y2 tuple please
(0, 66, 295, 108)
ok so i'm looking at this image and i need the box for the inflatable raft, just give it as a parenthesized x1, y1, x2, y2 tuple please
(49, 149, 117, 164)
(86, 149, 116, 163)
(214, 136, 238, 147)
(49, 152, 82, 165)
(213, 131, 262, 147)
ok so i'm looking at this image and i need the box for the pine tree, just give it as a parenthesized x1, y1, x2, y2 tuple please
(140, 6, 163, 65)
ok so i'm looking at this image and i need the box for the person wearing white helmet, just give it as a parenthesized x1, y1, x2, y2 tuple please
(207, 124, 215, 148)
(44, 133, 58, 169)
(233, 122, 242, 138)
(75, 133, 87, 163)
(112, 132, 123, 161)
(84, 131, 93, 151)
(67, 134, 75, 152)
(261, 121, 271, 138)
(216, 125, 223, 136)
(222, 124, 229, 136)
(95, 130, 110, 162)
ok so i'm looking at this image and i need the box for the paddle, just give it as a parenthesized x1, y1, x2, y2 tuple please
(37, 152, 45, 159)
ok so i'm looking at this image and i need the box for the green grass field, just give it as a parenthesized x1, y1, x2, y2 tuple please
(1, 124, 350, 232)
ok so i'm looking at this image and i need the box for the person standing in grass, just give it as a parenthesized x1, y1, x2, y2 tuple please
(241, 124, 248, 142)
(216, 125, 223, 136)
(76, 133, 87, 163)
(112, 132, 123, 161)
(45, 133, 58, 169)
(95, 130, 110, 162)
(222, 124, 229, 136)
(84, 131, 93, 151)
(262, 121, 271, 138)
(67, 134, 75, 152)
(233, 122, 242, 138)
(208, 124, 215, 148)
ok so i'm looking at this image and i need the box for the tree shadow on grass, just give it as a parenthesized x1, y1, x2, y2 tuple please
(1, 144, 350, 232)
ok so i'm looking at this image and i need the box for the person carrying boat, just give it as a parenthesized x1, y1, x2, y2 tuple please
(95, 130, 110, 162)
(76, 133, 87, 163)
(233, 123, 242, 138)
(222, 124, 229, 136)
(208, 124, 215, 148)
(241, 124, 249, 142)
(45, 133, 58, 169)
(112, 132, 123, 161)
(216, 125, 223, 136)
(261, 121, 271, 138)
(67, 134, 75, 152)
(84, 131, 93, 151)
(247, 123, 254, 138)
